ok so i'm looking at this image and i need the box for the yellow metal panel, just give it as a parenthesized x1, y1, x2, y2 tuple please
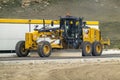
(95, 29, 100, 41)
(25, 33, 33, 49)
(0, 19, 59, 24)
(32, 31, 39, 41)
(83, 28, 100, 43)
(90, 28, 95, 42)
(90, 28, 100, 42)
(86, 21, 99, 25)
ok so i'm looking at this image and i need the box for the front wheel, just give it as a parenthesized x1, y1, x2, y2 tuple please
(37, 41, 52, 57)
(15, 41, 29, 57)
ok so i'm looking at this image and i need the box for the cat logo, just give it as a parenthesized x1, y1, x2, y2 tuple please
(84, 29, 89, 38)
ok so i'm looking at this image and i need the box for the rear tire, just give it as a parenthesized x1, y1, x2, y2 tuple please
(82, 42, 92, 56)
(92, 42, 102, 56)
(15, 41, 29, 57)
(37, 41, 52, 57)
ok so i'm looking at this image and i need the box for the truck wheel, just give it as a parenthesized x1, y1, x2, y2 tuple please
(15, 41, 29, 57)
(82, 42, 92, 56)
(92, 42, 102, 56)
(38, 41, 52, 57)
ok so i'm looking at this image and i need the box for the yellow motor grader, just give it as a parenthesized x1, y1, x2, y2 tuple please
(15, 16, 110, 57)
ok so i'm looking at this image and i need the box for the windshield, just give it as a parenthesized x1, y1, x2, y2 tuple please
(60, 19, 79, 38)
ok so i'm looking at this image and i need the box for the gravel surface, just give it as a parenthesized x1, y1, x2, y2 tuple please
(0, 49, 120, 80)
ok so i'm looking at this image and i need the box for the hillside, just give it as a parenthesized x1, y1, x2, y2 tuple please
(0, 0, 120, 21)
(0, 0, 120, 48)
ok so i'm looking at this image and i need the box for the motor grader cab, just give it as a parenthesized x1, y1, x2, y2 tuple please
(60, 16, 83, 49)
(15, 16, 110, 57)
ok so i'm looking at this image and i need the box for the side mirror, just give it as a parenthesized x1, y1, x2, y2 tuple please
(51, 21, 54, 26)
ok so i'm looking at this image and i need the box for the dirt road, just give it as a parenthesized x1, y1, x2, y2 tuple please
(1, 60, 120, 80)
(0, 49, 120, 80)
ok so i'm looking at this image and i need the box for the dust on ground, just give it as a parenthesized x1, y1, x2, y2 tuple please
(0, 60, 120, 80)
